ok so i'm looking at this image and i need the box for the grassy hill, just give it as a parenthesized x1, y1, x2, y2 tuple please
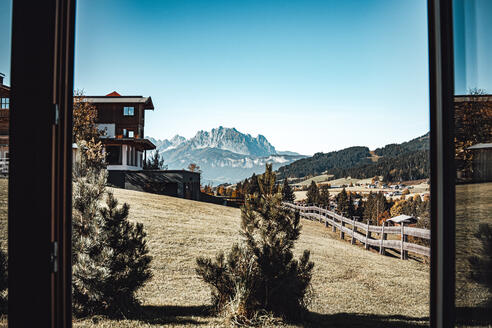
(71, 187, 429, 327)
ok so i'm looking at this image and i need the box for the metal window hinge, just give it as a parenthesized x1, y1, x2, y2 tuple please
(50, 241, 59, 273)
(54, 104, 59, 126)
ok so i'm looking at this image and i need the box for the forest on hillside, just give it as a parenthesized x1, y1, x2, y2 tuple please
(276, 146, 372, 179)
(276, 133, 430, 182)
(330, 149, 430, 182)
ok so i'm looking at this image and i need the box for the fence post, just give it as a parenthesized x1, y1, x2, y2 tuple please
(365, 220, 370, 250)
(332, 213, 336, 232)
(340, 217, 345, 240)
(324, 207, 328, 227)
(379, 221, 386, 255)
(351, 218, 356, 245)
(401, 222, 408, 260)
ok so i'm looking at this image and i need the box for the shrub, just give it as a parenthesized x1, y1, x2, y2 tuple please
(196, 164, 314, 324)
(72, 93, 152, 316)
(468, 224, 492, 306)
(99, 192, 152, 313)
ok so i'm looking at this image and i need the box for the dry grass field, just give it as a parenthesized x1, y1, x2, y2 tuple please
(0, 179, 430, 327)
(70, 187, 429, 328)
(455, 182, 492, 309)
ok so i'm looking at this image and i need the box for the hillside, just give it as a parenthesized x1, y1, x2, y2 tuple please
(72, 187, 429, 328)
(277, 146, 372, 179)
(277, 133, 430, 182)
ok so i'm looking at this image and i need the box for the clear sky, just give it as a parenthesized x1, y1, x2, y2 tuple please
(453, 0, 492, 95)
(0, 0, 432, 155)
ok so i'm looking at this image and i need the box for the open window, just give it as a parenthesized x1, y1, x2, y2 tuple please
(5, 0, 490, 327)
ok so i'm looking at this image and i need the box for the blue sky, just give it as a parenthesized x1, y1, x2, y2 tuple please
(1, 0, 433, 155)
(454, 0, 492, 95)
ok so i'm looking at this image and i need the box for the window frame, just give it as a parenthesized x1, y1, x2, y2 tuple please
(9, 0, 75, 327)
(427, 0, 456, 327)
(123, 106, 135, 116)
(6, 0, 459, 327)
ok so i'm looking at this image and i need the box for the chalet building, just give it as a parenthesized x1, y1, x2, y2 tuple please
(81, 91, 201, 200)
(83, 91, 156, 170)
(0, 73, 10, 175)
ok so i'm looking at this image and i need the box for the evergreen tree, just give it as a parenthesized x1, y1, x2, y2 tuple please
(99, 192, 152, 313)
(72, 92, 152, 316)
(468, 224, 492, 306)
(247, 173, 260, 195)
(336, 188, 350, 217)
(281, 179, 295, 202)
(72, 147, 113, 315)
(196, 165, 314, 323)
(319, 185, 330, 207)
(144, 150, 167, 170)
(306, 181, 319, 204)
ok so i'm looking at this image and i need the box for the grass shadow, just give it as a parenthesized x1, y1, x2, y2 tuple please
(302, 312, 429, 328)
(456, 306, 492, 326)
(131, 304, 212, 325)
(88, 304, 213, 326)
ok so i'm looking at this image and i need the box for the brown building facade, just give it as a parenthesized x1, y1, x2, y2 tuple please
(82, 91, 156, 170)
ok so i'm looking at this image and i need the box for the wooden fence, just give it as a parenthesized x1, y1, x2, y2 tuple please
(283, 202, 430, 259)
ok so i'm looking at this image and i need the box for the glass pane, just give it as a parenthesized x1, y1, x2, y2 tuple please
(0, 0, 12, 325)
(454, 0, 492, 326)
(74, 0, 430, 326)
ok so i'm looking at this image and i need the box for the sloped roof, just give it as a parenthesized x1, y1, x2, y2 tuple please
(83, 95, 155, 110)
(388, 214, 416, 223)
(468, 143, 492, 150)
(106, 91, 121, 97)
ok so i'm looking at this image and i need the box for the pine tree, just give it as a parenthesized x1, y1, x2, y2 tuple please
(99, 192, 152, 313)
(144, 150, 167, 170)
(196, 165, 314, 323)
(336, 188, 350, 217)
(281, 179, 295, 202)
(247, 173, 260, 195)
(319, 185, 330, 207)
(306, 181, 319, 204)
(72, 92, 152, 316)
(468, 224, 492, 306)
(72, 148, 113, 315)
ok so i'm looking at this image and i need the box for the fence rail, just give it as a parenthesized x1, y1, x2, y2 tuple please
(283, 202, 430, 259)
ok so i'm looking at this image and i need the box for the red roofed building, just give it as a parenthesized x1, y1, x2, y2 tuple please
(81, 92, 156, 171)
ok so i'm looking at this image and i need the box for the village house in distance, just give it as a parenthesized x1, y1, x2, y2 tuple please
(79, 91, 201, 200)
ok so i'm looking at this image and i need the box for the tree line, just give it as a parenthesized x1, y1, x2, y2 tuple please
(276, 133, 430, 183)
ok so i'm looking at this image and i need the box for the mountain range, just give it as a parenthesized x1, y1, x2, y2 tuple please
(147, 127, 304, 185)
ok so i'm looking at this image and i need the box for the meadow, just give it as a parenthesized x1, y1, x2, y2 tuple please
(71, 186, 430, 327)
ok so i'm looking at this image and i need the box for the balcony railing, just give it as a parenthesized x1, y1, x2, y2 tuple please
(0, 157, 8, 175)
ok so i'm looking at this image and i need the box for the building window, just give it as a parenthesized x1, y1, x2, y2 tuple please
(123, 106, 134, 116)
(106, 146, 122, 165)
(0, 98, 9, 109)
(128, 130, 134, 138)
(123, 128, 128, 137)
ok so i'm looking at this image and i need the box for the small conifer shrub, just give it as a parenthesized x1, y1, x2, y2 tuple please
(196, 164, 314, 323)
(468, 224, 492, 306)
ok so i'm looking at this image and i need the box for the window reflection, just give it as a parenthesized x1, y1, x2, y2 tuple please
(454, 0, 492, 325)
